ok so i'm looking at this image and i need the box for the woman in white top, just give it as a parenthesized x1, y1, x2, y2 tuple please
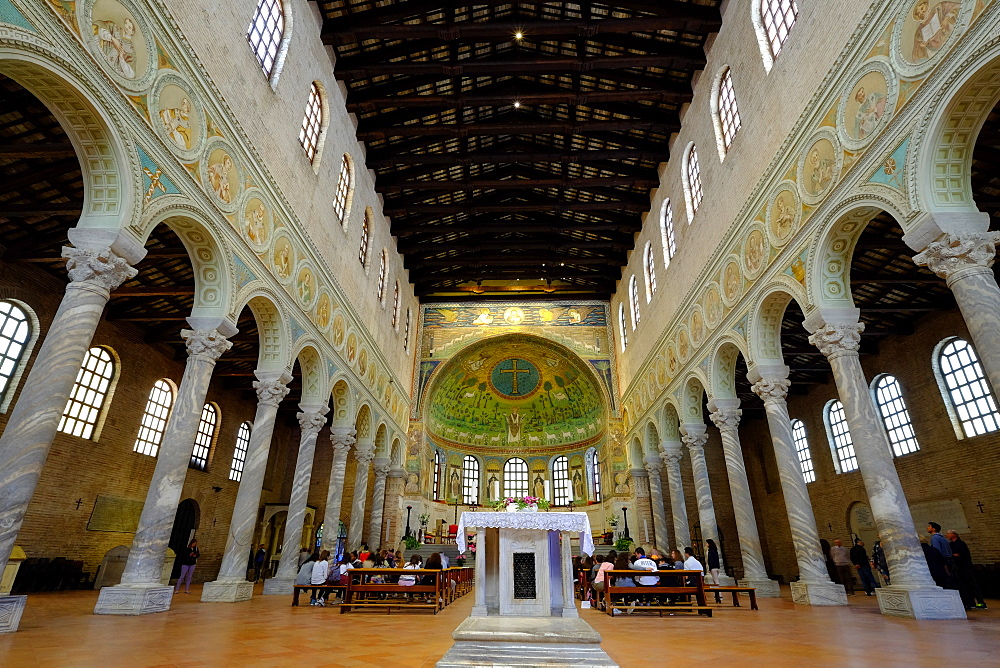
(310, 550, 331, 606)
(398, 554, 422, 586)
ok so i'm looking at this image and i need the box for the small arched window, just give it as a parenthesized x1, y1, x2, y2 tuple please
(643, 243, 657, 302)
(628, 275, 640, 330)
(714, 68, 742, 156)
(659, 199, 676, 268)
(462, 455, 480, 505)
(935, 337, 1000, 438)
(618, 303, 628, 352)
(59, 346, 116, 440)
(824, 400, 857, 473)
(592, 452, 603, 502)
(503, 458, 529, 498)
(682, 144, 703, 222)
(790, 418, 815, 483)
(871, 375, 920, 456)
(433, 450, 442, 500)
(134, 379, 175, 457)
(191, 403, 219, 471)
(0, 300, 33, 409)
(755, 0, 798, 70)
(377, 250, 388, 303)
(298, 82, 324, 163)
(359, 212, 371, 266)
(246, 0, 285, 80)
(552, 456, 571, 506)
(404, 308, 412, 352)
(391, 282, 401, 328)
(229, 421, 252, 481)
(333, 154, 353, 225)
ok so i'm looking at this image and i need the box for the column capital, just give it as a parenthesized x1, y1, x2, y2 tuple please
(808, 322, 863, 360)
(912, 232, 1000, 283)
(751, 377, 791, 405)
(182, 328, 232, 362)
(709, 407, 742, 432)
(297, 410, 328, 436)
(373, 460, 391, 478)
(659, 440, 684, 464)
(643, 455, 663, 476)
(252, 378, 290, 407)
(355, 445, 376, 467)
(387, 467, 405, 479)
(681, 431, 708, 451)
(62, 245, 137, 292)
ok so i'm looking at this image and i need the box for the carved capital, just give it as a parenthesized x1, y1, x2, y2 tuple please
(643, 459, 662, 477)
(660, 442, 684, 465)
(751, 377, 791, 405)
(355, 446, 376, 467)
(182, 328, 232, 361)
(913, 232, 1000, 281)
(709, 408, 742, 432)
(681, 432, 708, 451)
(62, 246, 137, 291)
(329, 428, 357, 453)
(253, 379, 290, 407)
(373, 462, 391, 478)
(808, 322, 863, 360)
(297, 411, 328, 436)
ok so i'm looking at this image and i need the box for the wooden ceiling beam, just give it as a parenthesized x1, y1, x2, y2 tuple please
(379, 175, 658, 192)
(395, 218, 639, 236)
(384, 200, 647, 215)
(356, 119, 675, 140)
(110, 286, 197, 298)
(0, 203, 82, 217)
(849, 273, 939, 284)
(368, 148, 663, 167)
(402, 239, 627, 253)
(409, 255, 621, 268)
(0, 143, 77, 158)
(324, 15, 721, 43)
(348, 87, 687, 112)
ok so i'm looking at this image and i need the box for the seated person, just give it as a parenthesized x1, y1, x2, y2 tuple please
(630, 547, 660, 607)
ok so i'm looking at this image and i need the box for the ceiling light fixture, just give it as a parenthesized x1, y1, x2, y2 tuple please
(514, 31, 524, 41)
(513, 101, 521, 109)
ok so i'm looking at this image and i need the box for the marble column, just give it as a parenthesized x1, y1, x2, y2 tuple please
(202, 375, 290, 603)
(96, 328, 232, 615)
(914, 232, 1000, 394)
(320, 428, 355, 552)
(708, 405, 780, 597)
(642, 455, 672, 551)
(750, 375, 847, 605)
(680, 425, 735, 585)
(560, 532, 578, 618)
(365, 459, 390, 549)
(346, 444, 376, 550)
(0, 246, 136, 632)
(263, 407, 329, 596)
(471, 526, 488, 617)
(658, 440, 691, 551)
(382, 469, 405, 546)
(809, 320, 964, 619)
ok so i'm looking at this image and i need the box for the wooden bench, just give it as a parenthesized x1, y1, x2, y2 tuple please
(706, 585, 759, 610)
(603, 570, 713, 617)
(292, 583, 346, 606)
(340, 568, 446, 614)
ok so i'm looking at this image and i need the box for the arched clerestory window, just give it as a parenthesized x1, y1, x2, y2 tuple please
(682, 144, 703, 223)
(298, 82, 325, 164)
(0, 300, 34, 411)
(229, 422, 252, 481)
(59, 346, 117, 440)
(391, 282, 401, 328)
(643, 243, 657, 302)
(659, 199, 676, 268)
(713, 67, 742, 158)
(628, 275, 640, 330)
(333, 154, 353, 225)
(871, 374, 920, 456)
(191, 403, 219, 471)
(552, 456, 571, 506)
(404, 308, 412, 352)
(934, 337, 1000, 438)
(433, 450, 442, 500)
(246, 0, 286, 81)
(592, 451, 603, 502)
(754, 0, 798, 71)
(503, 458, 529, 498)
(462, 455, 480, 505)
(377, 250, 388, 304)
(824, 399, 857, 473)
(790, 418, 815, 483)
(359, 211, 371, 266)
(618, 303, 628, 352)
(134, 379, 176, 457)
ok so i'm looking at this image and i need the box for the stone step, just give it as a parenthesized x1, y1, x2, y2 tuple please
(436, 641, 618, 667)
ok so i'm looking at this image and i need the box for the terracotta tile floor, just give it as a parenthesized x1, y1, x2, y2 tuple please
(0, 585, 996, 667)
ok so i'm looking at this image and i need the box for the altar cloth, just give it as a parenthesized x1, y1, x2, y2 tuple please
(456, 511, 595, 556)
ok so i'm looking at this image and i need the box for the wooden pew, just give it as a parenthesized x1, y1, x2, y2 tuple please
(706, 585, 759, 610)
(603, 569, 713, 617)
(340, 568, 446, 614)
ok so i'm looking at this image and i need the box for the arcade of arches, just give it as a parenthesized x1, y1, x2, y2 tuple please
(1, 0, 1000, 664)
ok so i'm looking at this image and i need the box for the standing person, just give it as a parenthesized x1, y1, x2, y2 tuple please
(253, 544, 267, 582)
(850, 539, 877, 596)
(871, 539, 890, 586)
(310, 550, 331, 606)
(946, 530, 988, 610)
(705, 539, 721, 586)
(830, 539, 855, 595)
(927, 522, 956, 588)
(174, 539, 199, 594)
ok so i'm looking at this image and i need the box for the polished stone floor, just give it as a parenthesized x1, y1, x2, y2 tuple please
(0, 585, 996, 666)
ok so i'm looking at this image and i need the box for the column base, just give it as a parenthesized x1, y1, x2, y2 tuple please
(790, 580, 849, 606)
(876, 585, 966, 619)
(94, 584, 173, 615)
(737, 578, 781, 598)
(0, 594, 27, 633)
(201, 579, 254, 603)
(262, 577, 295, 596)
(709, 574, 737, 586)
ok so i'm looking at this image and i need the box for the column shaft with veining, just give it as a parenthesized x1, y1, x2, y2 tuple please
(320, 429, 354, 552)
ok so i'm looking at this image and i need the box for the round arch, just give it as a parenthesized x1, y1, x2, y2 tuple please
(291, 342, 326, 407)
(749, 282, 810, 366)
(330, 377, 354, 427)
(709, 336, 750, 401)
(680, 374, 707, 425)
(236, 290, 291, 373)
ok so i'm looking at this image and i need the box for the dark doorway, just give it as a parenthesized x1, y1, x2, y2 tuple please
(168, 499, 200, 579)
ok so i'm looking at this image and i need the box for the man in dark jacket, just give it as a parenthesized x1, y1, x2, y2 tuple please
(850, 539, 878, 596)
(946, 530, 987, 610)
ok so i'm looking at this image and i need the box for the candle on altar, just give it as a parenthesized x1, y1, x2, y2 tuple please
(643, 520, 649, 544)
(491, 479, 499, 501)
(543, 479, 551, 502)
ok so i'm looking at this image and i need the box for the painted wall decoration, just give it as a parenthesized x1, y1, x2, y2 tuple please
(205, 145, 238, 206)
(801, 136, 838, 199)
(90, 0, 147, 81)
(243, 196, 270, 248)
(844, 70, 891, 142)
(900, 0, 962, 64)
(768, 186, 800, 246)
(153, 77, 201, 155)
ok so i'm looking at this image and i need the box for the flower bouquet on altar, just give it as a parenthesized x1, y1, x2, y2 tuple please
(493, 496, 551, 512)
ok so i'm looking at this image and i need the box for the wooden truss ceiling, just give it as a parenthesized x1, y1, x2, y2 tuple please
(317, 0, 722, 300)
